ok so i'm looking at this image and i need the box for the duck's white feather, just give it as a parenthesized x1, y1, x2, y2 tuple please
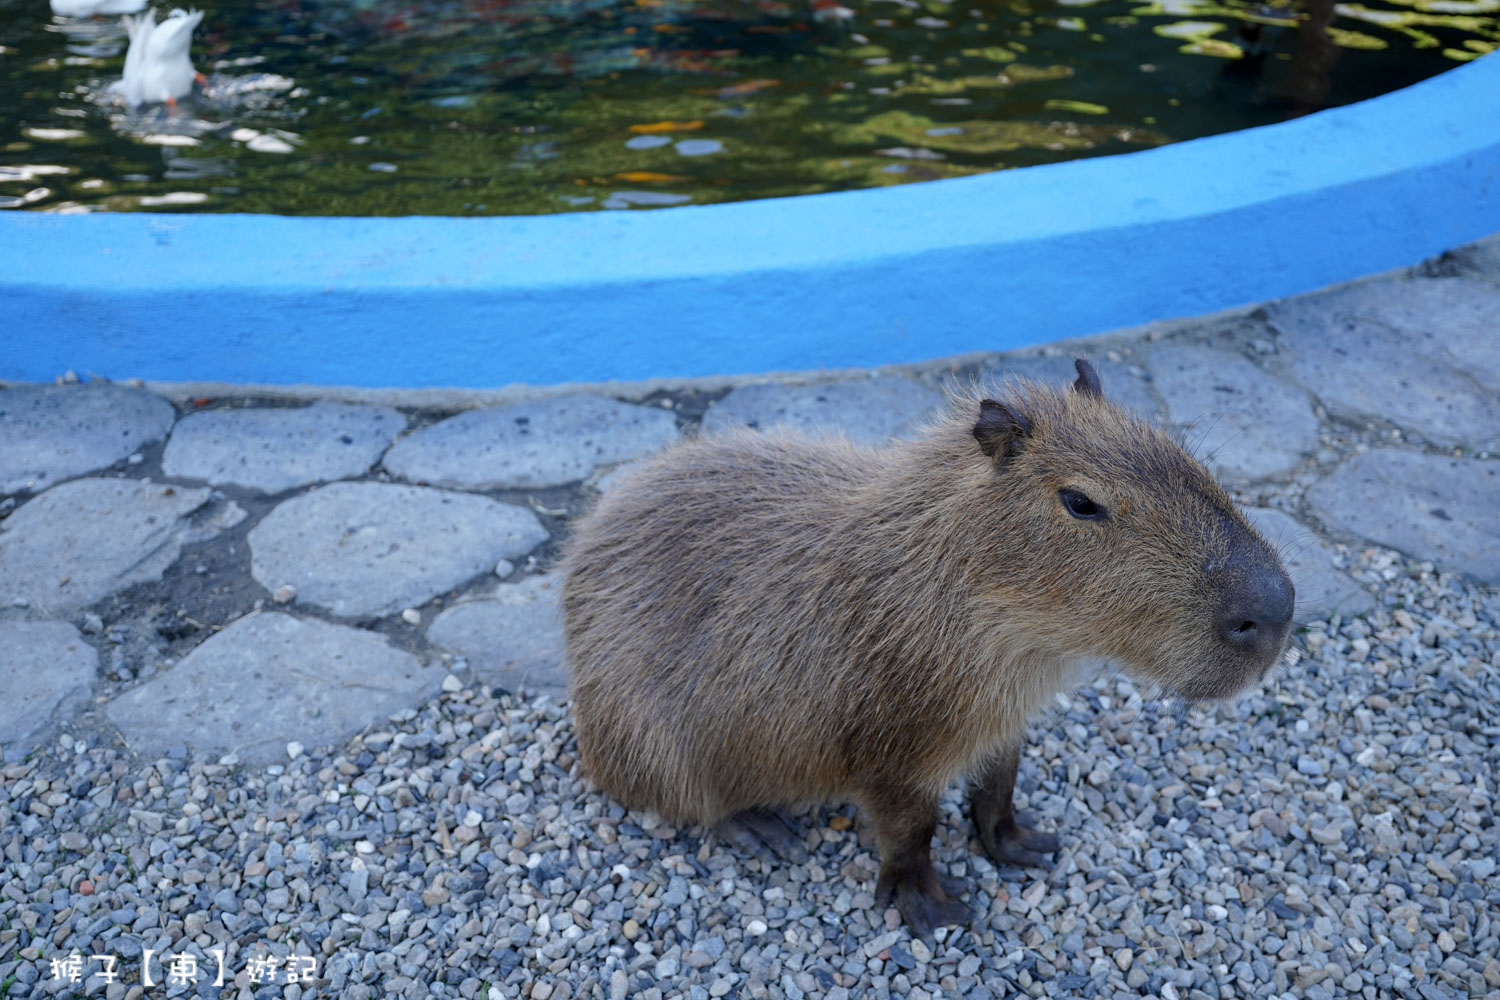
(120, 8, 154, 107)
(118, 6, 202, 107)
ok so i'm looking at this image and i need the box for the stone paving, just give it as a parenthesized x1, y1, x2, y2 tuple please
(160, 402, 406, 494)
(1, 235, 1498, 765)
(382, 397, 681, 490)
(698, 377, 944, 443)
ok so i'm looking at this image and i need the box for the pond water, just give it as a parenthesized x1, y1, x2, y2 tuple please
(1, 0, 1494, 215)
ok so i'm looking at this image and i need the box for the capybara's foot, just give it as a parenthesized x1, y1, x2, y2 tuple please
(969, 746, 1061, 870)
(1011, 818, 1060, 854)
(975, 806, 1059, 870)
(875, 866, 971, 938)
(718, 808, 809, 863)
(861, 785, 969, 935)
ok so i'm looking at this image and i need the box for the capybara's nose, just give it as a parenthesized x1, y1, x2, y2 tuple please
(1217, 564, 1295, 657)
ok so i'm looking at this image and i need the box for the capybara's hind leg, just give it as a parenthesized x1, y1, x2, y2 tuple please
(970, 739, 1061, 870)
(718, 808, 809, 863)
(863, 783, 971, 937)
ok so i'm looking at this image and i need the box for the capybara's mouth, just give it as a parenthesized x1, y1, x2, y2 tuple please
(1167, 638, 1297, 704)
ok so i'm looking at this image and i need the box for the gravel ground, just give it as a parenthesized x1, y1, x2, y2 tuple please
(2, 542, 1496, 1000)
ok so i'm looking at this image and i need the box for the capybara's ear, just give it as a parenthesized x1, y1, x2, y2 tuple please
(1072, 358, 1103, 399)
(973, 399, 1033, 461)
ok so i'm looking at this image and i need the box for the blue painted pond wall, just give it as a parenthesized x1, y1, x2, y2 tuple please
(2, 54, 1498, 389)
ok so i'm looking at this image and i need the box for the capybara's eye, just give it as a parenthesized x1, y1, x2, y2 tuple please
(1060, 489, 1105, 520)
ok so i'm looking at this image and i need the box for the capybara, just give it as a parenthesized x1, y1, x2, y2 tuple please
(564, 359, 1294, 934)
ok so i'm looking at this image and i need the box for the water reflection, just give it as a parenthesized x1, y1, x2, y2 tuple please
(0, 0, 1495, 215)
(161, 149, 230, 178)
(601, 189, 694, 207)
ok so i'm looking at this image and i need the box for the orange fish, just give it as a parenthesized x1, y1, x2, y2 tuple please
(629, 119, 705, 133)
(717, 77, 780, 98)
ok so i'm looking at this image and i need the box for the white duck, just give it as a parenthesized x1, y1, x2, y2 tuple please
(51, 0, 147, 17)
(119, 7, 205, 108)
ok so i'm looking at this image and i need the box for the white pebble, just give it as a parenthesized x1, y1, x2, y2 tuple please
(247, 133, 295, 154)
(285, 741, 304, 760)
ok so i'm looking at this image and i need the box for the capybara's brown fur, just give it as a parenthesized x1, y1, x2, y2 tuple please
(563, 360, 1294, 934)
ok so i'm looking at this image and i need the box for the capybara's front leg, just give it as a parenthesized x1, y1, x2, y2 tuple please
(863, 783, 971, 937)
(970, 739, 1061, 870)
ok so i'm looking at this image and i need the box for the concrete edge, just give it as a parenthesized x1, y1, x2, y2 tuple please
(0, 254, 1402, 407)
(0, 298, 1265, 407)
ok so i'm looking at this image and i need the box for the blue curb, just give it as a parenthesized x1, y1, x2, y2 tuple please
(2, 54, 1497, 388)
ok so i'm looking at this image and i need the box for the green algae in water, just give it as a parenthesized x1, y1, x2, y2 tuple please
(0, 0, 1494, 216)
